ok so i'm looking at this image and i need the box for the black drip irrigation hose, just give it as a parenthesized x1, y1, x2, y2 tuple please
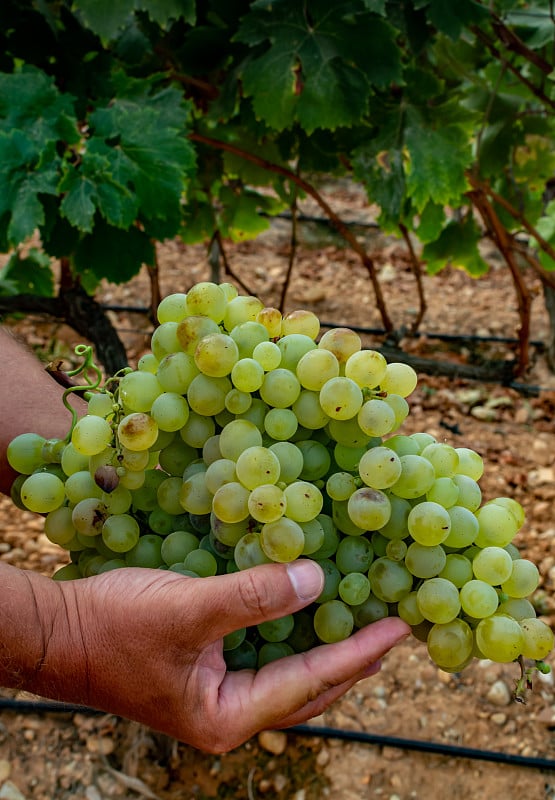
(0, 698, 553, 772)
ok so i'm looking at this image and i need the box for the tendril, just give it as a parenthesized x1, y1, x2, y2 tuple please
(61, 345, 103, 440)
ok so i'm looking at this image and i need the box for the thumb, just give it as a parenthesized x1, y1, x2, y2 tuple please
(189, 559, 324, 642)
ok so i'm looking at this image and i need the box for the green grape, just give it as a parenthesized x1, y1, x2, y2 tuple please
(357, 398, 395, 437)
(20, 472, 65, 513)
(185, 281, 227, 322)
(475, 615, 524, 662)
(379, 362, 418, 397)
(333, 443, 365, 472)
(44, 506, 77, 546)
(119, 371, 162, 412)
(338, 572, 371, 605)
(277, 333, 317, 371)
(382, 394, 409, 430)
(358, 446, 402, 490)
(472, 546, 513, 586)
(427, 618, 474, 671)
(260, 517, 305, 562)
(488, 497, 525, 528)
(397, 591, 424, 626)
(259, 368, 301, 408)
(283, 481, 323, 522)
(426, 477, 459, 508)
(420, 443, 459, 477)
(234, 532, 272, 569)
(156, 292, 188, 324)
(379, 495, 411, 540)
(204, 458, 237, 495)
(264, 407, 298, 440)
(351, 593, 389, 626)
(314, 600, 354, 643)
(225, 388, 252, 415)
(183, 548, 218, 577)
(310, 514, 340, 559)
(210, 513, 251, 547)
(438, 554, 473, 588)
(257, 642, 295, 667)
(61, 442, 90, 476)
(223, 295, 264, 330)
(157, 476, 186, 516)
(332, 498, 366, 536)
(179, 410, 216, 448)
(410, 432, 437, 452)
(326, 418, 371, 448)
(416, 578, 460, 624)
(102, 514, 140, 553)
(335, 535, 374, 574)
(137, 353, 160, 373)
(230, 321, 269, 361)
(97, 558, 128, 573)
(235, 445, 281, 490)
(148, 508, 177, 535)
(126, 534, 164, 568)
(368, 557, 413, 603)
(299, 518, 325, 555)
(193, 333, 239, 379)
(384, 435, 420, 457)
(319, 377, 363, 421)
(119, 446, 150, 472)
(150, 322, 181, 359)
(202, 434, 222, 466)
(347, 487, 391, 530)
(212, 481, 250, 523)
(315, 558, 342, 603)
(292, 390, 330, 430)
(455, 447, 484, 480)
(297, 440, 331, 481)
(344, 349, 387, 389)
(442, 505, 479, 549)
(519, 618, 555, 660)
(474, 503, 519, 548)
(219, 419, 263, 461)
(223, 627, 247, 652)
(296, 348, 339, 391)
(496, 597, 536, 621)
(257, 614, 295, 642)
(326, 471, 357, 501)
(187, 373, 230, 416)
(268, 441, 304, 484)
(256, 306, 282, 337)
(452, 474, 482, 512)
(318, 328, 361, 364)
(72, 415, 113, 456)
(177, 315, 220, 355)
(248, 484, 286, 523)
(407, 501, 451, 546)
(131, 469, 170, 512)
(390, 455, 436, 499)
(156, 351, 199, 394)
(405, 542, 446, 578)
(65, 470, 102, 504)
(281, 309, 320, 339)
(7, 432, 47, 474)
(179, 471, 213, 515)
(286, 610, 318, 652)
(385, 538, 407, 562)
(224, 640, 258, 670)
(501, 559, 540, 598)
(117, 413, 158, 452)
(253, 340, 282, 371)
(150, 392, 190, 432)
(460, 579, 499, 618)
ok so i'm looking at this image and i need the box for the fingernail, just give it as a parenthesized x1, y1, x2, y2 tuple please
(287, 559, 324, 600)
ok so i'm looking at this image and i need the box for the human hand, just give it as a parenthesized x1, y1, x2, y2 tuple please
(44, 560, 409, 752)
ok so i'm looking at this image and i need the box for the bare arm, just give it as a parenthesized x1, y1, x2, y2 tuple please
(0, 327, 86, 494)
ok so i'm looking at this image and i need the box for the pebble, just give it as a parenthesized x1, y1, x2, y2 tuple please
(0, 764, 10, 784)
(490, 713, 507, 726)
(258, 730, 287, 756)
(0, 782, 26, 800)
(381, 747, 404, 761)
(86, 736, 115, 755)
(486, 680, 512, 706)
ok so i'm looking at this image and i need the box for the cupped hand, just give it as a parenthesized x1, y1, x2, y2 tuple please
(54, 560, 409, 752)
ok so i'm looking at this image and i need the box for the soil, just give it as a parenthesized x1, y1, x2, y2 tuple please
(1, 181, 555, 800)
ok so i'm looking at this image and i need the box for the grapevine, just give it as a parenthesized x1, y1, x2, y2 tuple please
(7, 282, 554, 684)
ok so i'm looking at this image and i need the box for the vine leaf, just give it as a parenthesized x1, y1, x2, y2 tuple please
(72, 0, 196, 43)
(235, 0, 401, 133)
(422, 216, 488, 276)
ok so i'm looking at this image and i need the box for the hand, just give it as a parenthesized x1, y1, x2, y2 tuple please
(44, 560, 409, 752)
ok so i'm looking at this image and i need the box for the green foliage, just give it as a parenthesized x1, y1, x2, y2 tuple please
(0, 0, 554, 300)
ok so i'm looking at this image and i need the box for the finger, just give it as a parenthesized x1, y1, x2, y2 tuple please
(219, 617, 410, 740)
(182, 559, 325, 642)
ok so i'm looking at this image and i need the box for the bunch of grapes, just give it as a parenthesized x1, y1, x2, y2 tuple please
(7, 281, 553, 677)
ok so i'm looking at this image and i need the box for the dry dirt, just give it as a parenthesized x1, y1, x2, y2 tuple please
(1, 182, 555, 800)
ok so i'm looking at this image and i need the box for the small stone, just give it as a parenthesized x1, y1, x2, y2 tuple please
(491, 713, 507, 726)
(272, 774, 288, 792)
(258, 730, 287, 756)
(86, 735, 115, 755)
(0, 763, 11, 783)
(316, 748, 330, 767)
(381, 746, 404, 761)
(486, 680, 512, 706)
(0, 782, 26, 800)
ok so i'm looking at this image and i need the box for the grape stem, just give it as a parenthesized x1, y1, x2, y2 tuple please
(513, 655, 550, 703)
(60, 345, 104, 440)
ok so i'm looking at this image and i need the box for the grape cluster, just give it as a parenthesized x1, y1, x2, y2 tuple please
(7, 281, 553, 675)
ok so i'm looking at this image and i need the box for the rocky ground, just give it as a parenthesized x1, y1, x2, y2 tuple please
(1, 182, 555, 799)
